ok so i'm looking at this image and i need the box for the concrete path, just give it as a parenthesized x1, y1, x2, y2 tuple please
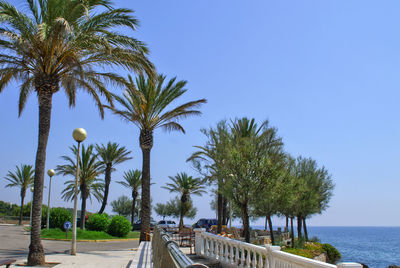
(0, 225, 139, 267)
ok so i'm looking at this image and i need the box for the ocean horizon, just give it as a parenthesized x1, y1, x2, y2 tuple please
(248, 225, 400, 268)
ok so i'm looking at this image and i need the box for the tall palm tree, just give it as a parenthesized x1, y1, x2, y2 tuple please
(4, 165, 34, 225)
(108, 74, 206, 241)
(95, 142, 132, 214)
(0, 0, 153, 264)
(162, 172, 206, 229)
(117, 169, 141, 226)
(56, 144, 104, 230)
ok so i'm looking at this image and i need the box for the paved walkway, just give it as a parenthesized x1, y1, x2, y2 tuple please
(0, 225, 139, 267)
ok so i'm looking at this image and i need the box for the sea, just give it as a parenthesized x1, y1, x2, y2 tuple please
(251, 226, 400, 268)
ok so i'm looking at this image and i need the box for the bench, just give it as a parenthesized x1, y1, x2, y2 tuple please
(0, 259, 16, 267)
(130, 241, 152, 268)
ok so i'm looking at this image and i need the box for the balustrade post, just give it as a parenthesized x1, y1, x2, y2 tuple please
(194, 228, 205, 256)
(265, 245, 280, 268)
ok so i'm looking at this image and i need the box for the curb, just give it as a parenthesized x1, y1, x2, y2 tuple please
(42, 238, 139, 242)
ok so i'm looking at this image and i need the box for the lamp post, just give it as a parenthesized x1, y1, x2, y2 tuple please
(30, 186, 34, 228)
(46, 169, 55, 229)
(71, 128, 87, 255)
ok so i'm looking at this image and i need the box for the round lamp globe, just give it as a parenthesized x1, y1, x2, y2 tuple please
(47, 169, 55, 177)
(73, 128, 87, 142)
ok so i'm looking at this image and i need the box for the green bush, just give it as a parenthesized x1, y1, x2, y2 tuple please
(86, 214, 109, 232)
(322, 243, 341, 264)
(107, 215, 131, 237)
(50, 208, 72, 230)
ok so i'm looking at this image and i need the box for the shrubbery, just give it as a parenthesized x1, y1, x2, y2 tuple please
(86, 213, 109, 232)
(107, 215, 131, 237)
(50, 208, 72, 230)
(322, 243, 341, 264)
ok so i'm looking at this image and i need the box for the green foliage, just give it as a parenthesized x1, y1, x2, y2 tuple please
(50, 208, 73, 230)
(322, 243, 341, 264)
(283, 248, 314, 259)
(41, 228, 140, 240)
(107, 215, 132, 237)
(111, 196, 132, 216)
(86, 214, 109, 232)
(0, 201, 16, 216)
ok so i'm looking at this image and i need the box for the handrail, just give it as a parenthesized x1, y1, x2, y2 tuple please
(153, 227, 208, 268)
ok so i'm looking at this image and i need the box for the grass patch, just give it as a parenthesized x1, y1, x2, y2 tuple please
(41, 228, 139, 240)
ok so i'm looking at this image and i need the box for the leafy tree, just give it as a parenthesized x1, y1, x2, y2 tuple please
(154, 203, 168, 220)
(0, 0, 153, 264)
(107, 74, 206, 241)
(162, 172, 205, 229)
(217, 118, 283, 242)
(111, 195, 132, 217)
(4, 165, 34, 225)
(116, 169, 141, 225)
(158, 197, 197, 221)
(187, 121, 231, 233)
(95, 142, 132, 214)
(56, 145, 104, 230)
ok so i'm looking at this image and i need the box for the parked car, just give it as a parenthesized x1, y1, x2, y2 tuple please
(132, 219, 156, 231)
(193, 218, 218, 231)
(157, 220, 178, 233)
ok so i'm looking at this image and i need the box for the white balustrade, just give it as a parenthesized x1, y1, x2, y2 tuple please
(193, 229, 362, 268)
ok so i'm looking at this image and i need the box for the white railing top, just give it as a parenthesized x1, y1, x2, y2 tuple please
(195, 229, 362, 268)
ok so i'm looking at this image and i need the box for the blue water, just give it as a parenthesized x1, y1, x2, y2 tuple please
(250, 226, 400, 268)
(307, 227, 400, 268)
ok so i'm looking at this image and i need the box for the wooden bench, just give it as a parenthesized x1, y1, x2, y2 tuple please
(129, 241, 152, 268)
(0, 259, 16, 267)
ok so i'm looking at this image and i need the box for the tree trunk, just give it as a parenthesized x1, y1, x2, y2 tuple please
(139, 129, 153, 242)
(217, 192, 222, 233)
(19, 189, 26, 226)
(222, 196, 227, 226)
(265, 216, 268, 231)
(98, 164, 112, 214)
(131, 191, 137, 226)
(241, 203, 250, 243)
(297, 216, 302, 239)
(179, 195, 185, 229)
(267, 214, 275, 245)
(80, 193, 87, 230)
(28, 90, 53, 265)
(303, 217, 308, 241)
(290, 217, 294, 248)
(285, 216, 289, 230)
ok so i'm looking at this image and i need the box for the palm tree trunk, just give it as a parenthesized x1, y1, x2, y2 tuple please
(80, 193, 87, 230)
(179, 196, 185, 229)
(28, 90, 53, 266)
(241, 203, 250, 243)
(131, 192, 136, 226)
(19, 189, 26, 225)
(297, 216, 302, 239)
(290, 217, 295, 248)
(98, 164, 112, 214)
(303, 217, 308, 241)
(267, 214, 275, 245)
(217, 192, 222, 233)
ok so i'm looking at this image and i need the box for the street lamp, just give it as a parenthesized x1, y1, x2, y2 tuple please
(46, 169, 55, 229)
(30, 186, 34, 228)
(71, 128, 87, 255)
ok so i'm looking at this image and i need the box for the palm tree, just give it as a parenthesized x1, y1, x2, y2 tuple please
(108, 74, 206, 241)
(56, 144, 104, 230)
(4, 165, 34, 225)
(0, 0, 154, 264)
(117, 169, 142, 225)
(95, 142, 132, 214)
(162, 172, 206, 229)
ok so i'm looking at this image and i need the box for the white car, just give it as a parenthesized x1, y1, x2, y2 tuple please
(157, 220, 178, 233)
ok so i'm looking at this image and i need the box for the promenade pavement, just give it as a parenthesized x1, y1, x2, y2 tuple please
(0, 224, 139, 267)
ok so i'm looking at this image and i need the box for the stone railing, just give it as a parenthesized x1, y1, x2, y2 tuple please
(194, 229, 362, 268)
(153, 227, 208, 268)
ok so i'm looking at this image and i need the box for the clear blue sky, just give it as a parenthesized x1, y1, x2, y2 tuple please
(1, 0, 400, 226)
